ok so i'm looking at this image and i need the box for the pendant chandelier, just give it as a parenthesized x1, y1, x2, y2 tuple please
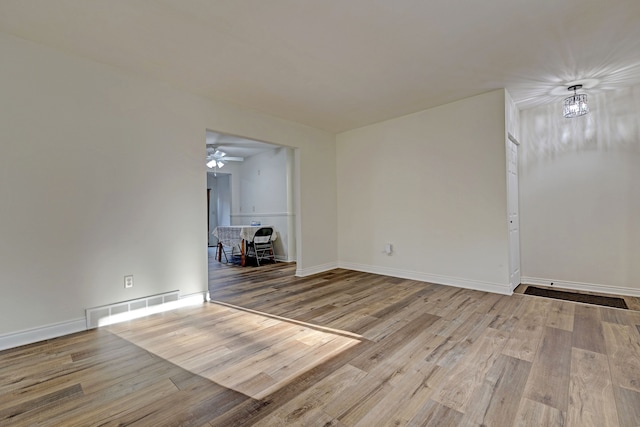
(563, 84, 589, 118)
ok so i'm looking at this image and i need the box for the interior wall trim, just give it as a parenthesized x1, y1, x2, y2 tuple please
(230, 212, 295, 218)
(340, 262, 512, 295)
(521, 276, 640, 298)
(295, 262, 339, 277)
(0, 318, 86, 352)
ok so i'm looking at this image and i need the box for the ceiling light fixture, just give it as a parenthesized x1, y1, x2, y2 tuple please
(205, 146, 244, 170)
(563, 84, 589, 118)
(206, 159, 225, 169)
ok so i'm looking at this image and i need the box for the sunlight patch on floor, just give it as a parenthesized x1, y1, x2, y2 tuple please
(106, 302, 361, 399)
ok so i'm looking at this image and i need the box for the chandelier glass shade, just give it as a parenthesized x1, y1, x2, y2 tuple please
(563, 85, 589, 118)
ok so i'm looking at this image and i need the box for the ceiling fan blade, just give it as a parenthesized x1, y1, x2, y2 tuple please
(222, 156, 244, 162)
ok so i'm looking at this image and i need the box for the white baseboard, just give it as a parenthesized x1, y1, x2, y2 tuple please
(0, 291, 209, 352)
(296, 262, 339, 277)
(521, 276, 640, 298)
(86, 290, 208, 329)
(339, 262, 512, 295)
(0, 318, 86, 352)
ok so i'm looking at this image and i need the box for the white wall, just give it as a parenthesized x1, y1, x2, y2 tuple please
(216, 174, 231, 227)
(336, 90, 511, 294)
(206, 172, 232, 246)
(207, 173, 218, 246)
(520, 85, 640, 295)
(230, 147, 294, 261)
(237, 147, 288, 216)
(0, 33, 337, 339)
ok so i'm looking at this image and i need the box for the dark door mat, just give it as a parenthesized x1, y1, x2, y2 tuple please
(524, 286, 628, 309)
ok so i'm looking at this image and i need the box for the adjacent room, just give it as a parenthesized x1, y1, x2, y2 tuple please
(1, 1, 639, 426)
(205, 130, 296, 267)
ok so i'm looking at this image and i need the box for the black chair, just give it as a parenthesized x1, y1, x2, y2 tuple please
(245, 227, 275, 266)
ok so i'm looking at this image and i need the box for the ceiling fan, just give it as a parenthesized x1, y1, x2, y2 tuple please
(206, 144, 243, 169)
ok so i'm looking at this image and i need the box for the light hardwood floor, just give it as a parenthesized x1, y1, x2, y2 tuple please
(1, 251, 640, 426)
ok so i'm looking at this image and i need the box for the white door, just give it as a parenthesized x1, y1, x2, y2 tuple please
(507, 136, 521, 290)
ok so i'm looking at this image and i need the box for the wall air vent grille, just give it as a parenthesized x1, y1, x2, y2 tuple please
(85, 291, 180, 329)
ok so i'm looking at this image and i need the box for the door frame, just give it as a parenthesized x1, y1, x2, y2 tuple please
(507, 132, 521, 291)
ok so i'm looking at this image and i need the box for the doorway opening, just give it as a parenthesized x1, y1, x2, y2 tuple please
(205, 130, 297, 266)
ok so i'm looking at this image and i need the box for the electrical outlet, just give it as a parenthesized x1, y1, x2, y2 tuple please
(124, 275, 134, 289)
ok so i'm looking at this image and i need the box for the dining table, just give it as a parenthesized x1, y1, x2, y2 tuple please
(212, 225, 277, 266)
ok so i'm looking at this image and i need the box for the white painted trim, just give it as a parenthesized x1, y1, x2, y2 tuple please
(230, 212, 295, 218)
(521, 276, 640, 298)
(86, 290, 181, 329)
(0, 318, 86, 352)
(296, 262, 339, 277)
(0, 291, 209, 352)
(180, 291, 209, 302)
(340, 262, 512, 295)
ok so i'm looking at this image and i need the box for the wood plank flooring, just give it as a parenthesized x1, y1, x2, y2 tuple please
(1, 251, 639, 426)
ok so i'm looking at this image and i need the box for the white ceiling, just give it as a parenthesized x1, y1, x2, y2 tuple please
(1, 0, 640, 133)
(206, 131, 280, 158)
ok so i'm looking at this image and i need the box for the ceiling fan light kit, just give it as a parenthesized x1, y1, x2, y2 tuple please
(563, 84, 589, 118)
(206, 160, 225, 169)
(206, 145, 244, 169)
